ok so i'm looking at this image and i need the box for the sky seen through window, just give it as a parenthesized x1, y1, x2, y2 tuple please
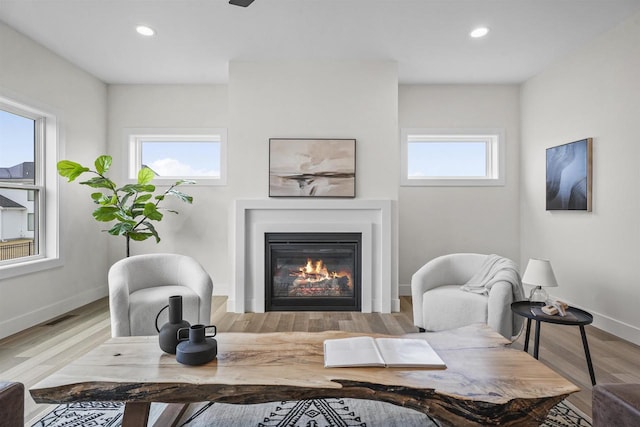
(0, 109, 34, 168)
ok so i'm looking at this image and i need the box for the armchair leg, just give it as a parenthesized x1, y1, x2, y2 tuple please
(418, 327, 426, 333)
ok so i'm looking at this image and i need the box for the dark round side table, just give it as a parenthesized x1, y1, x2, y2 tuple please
(511, 301, 596, 385)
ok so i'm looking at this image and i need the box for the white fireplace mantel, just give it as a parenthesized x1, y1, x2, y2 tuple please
(230, 199, 396, 313)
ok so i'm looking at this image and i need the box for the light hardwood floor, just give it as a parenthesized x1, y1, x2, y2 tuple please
(1, 296, 638, 424)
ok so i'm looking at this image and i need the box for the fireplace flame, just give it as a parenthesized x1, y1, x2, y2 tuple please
(291, 258, 352, 289)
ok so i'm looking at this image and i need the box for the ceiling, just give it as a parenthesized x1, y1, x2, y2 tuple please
(1, 0, 639, 85)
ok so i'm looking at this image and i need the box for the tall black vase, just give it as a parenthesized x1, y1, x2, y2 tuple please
(155, 295, 190, 354)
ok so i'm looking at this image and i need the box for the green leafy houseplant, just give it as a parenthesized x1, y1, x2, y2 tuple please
(57, 155, 195, 257)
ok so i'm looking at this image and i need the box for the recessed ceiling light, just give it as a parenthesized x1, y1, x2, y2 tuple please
(470, 27, 489, 38)
(136, 25, 156, 37)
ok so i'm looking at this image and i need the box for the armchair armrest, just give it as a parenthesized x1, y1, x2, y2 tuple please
(0, 381, 24, 427)
(487, 281, 518, 339)
(108, 261, 132, 337)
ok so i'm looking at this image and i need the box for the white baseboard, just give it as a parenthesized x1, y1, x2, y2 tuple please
(0, 285, 108, 340)
(543, 293, 640, 346)
(399, 284, 412, 296)
(212, 283, 229, 296)
(588, 309, 640, 346)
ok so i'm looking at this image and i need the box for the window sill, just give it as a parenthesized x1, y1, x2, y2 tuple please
(0, 256, 63, 280)
(401, 177, 505, 187)
(149, 178, 227, 187)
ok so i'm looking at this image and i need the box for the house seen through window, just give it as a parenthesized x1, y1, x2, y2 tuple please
(0, 95, 59, 277)
(0, 108, 38, 262)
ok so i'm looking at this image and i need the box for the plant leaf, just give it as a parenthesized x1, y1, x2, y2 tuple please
(118, 184, 138, 195)
(135, 194, 152, 203)
(142, 221, 161, 243)
(119, 183, 155, 193)
(92, 206, 120, 222)
(107, 222, 133, 236)
(138, 167, 155, 185)
(80, 176, 115, 190)
(90, 192, 112, 205)
(175, 179, 196, 186)
(167, 189, 193, 203)
(128, 231, 153, 241)
(143, 203, 163, 221)
(57, 160, 89, 182)
(95, 155, 112, 175)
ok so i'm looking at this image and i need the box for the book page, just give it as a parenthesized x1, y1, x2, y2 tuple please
(323, 336, 385, 368)
(375, 338, 446, 368)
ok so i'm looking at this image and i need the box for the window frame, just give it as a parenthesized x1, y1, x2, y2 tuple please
(127, 128, 227, 186)
(400, 128, 505, 187)
(0, 94, 62, 278)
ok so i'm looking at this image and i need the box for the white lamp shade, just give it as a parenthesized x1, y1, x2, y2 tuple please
(522, 258, 558, 288)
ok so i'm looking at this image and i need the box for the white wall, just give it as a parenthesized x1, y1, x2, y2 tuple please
(106, 62, 399, 300)
(398, 85, 521, 289)
(521, 12, 640, 345)
(228, 60, 400, 302)
(106, 84, 229, 290)
(0, 22, 108, 339)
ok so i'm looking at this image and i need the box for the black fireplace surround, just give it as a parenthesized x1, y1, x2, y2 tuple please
(265, 232, 362, 311)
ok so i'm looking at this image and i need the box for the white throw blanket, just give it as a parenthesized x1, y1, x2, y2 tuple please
(460, 254, 525, 302)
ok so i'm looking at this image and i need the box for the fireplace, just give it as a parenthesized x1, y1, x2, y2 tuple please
(265, 232, 362, 311)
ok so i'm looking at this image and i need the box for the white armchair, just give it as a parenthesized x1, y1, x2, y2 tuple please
(108, 253, 213, 337)
(411, 253, 523, 340)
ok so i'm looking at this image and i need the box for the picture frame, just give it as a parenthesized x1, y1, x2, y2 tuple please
(546, 138, 592, 211)
(269, 138, 356, 198)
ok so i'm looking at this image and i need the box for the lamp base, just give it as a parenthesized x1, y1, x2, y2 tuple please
(529, 286, 549, 303)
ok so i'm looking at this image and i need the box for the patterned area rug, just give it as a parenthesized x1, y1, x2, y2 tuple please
(32, 398, 592, 427)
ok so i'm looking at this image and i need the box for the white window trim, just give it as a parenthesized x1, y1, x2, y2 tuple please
(0, 93, 62, 279)
(127, 128, 227, 186)
(400, 128, 505, 187)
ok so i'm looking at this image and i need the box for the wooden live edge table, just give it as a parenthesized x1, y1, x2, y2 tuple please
(30, 324, 579, 427)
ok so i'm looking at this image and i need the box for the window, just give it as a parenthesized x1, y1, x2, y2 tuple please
(128, 129, 227, 185)
(401, 129, 505, 186)
(27, 213, 35, 231)
(0, 95, 60, 277)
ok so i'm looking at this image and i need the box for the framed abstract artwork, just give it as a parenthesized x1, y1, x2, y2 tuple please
(546, 138, 592, 211)
(269, 138, 356, 198)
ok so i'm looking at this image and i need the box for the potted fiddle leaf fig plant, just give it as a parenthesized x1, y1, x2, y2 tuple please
(57, 155, 195, 257)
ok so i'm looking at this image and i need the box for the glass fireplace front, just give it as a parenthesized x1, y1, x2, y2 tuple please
(265, 232, 361, 311)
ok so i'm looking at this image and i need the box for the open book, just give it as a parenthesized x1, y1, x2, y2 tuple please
(323, 336, 446, 368)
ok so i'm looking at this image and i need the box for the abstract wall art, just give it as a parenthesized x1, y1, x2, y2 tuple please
(546, 138, 592, 211)
(269, 138, 356, 198)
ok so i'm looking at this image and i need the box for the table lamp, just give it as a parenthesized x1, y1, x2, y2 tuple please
(522, 258, 558, 303)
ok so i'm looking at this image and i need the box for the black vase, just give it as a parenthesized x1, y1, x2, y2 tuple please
(176, 324, 218, 366)
(155, 295, 190, 354)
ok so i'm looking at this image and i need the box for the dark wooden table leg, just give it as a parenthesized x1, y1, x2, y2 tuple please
(122, 402, 151, 427)
(152, 403, 190, 427)
(533, 320, 541, 359)
(579, 325, 597, 386)
(523, 318, 532, 353)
